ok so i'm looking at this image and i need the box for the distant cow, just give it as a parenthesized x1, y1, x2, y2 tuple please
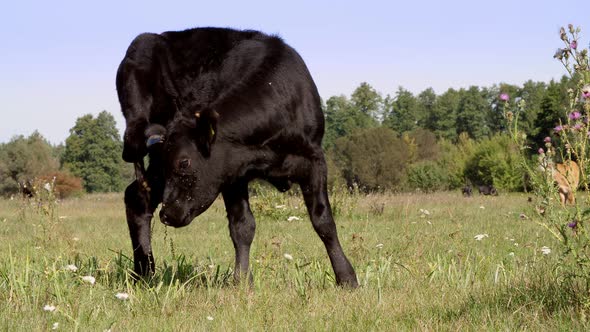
(478, 185, 498, 196)
(547, 160, 580, 205)
(462, 185, 473, 197)
(116, 27, 358, 287)
(19, 180, 35, 198)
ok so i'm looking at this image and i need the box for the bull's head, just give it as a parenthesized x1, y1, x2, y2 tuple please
(149, 108, 220, 227)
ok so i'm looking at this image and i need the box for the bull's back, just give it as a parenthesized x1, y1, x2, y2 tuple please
(163, 28, 324, 148)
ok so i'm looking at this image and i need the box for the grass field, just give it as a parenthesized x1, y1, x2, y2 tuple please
(0, 189, 587, 331)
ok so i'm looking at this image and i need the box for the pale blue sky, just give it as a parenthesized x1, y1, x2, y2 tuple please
(1, 0, 588, 144)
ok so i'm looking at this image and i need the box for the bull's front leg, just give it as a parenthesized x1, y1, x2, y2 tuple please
(124, 178, 160, 277)
(222, 181, 256, 284)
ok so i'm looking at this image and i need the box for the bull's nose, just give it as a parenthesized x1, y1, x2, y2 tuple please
(159, 209, 172, 226)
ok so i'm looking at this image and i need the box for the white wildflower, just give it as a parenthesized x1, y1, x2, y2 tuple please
(541, 246, 551, 255)
(283, 253, 293, 261)
(474, 234, 489, 241)
(65, 264, 78, 272)
(376, 243, 384, 249)
(81, 275, 96, 285)
(206, 316, 214, 321)
(44, 183, 52, 192)
(43, 304, 56, 312)
(419, 209, 430, 216)
(287, 216, 301, 221)
(479, 206, 485, 209)
(115, 292, 129, 300)
(508, 252, 515, 257)
(52, 322, 59, 330)
(72, 237, 80, 242)
(275, 204, 286, 209)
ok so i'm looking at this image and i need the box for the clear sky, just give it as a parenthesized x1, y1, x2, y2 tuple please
(1, 0, 588, 144)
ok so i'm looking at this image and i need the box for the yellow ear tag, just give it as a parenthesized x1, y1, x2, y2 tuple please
(210, 125, 215, 137)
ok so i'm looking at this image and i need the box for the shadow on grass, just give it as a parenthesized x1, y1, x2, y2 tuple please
(86, 251, 234, 289)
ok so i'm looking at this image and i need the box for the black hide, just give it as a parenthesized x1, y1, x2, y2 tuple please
(116, 27, 358, 287)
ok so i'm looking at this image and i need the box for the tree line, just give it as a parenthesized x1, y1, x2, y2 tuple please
(0, 111, 132, 198)
(322, 78, 569, 192)
(0, 77, 570, 197)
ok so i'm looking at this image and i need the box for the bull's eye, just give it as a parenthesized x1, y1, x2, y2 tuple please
(178, 158, 191, 170)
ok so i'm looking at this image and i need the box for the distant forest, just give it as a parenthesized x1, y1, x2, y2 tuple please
(0, 77, 572, 197)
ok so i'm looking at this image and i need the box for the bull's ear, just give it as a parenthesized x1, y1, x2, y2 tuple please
(194, 108, 219, 157)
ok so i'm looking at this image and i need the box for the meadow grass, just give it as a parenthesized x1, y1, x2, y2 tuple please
(0, 190, 587, 331)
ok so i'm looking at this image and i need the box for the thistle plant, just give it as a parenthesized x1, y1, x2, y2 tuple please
(17, 176, 60, 243)
(504, 24, 590, 302)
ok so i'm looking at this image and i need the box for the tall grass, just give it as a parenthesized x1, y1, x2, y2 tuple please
(0, 190, 587, 330)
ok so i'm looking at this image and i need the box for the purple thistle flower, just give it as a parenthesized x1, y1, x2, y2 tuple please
(499, 93, 509, 101)
(569, 111, 581, 120)
(568, 220, 577, 229)
(538, 148, 545, 154)
(582, 85, 590, 99)
(570, 40, 578, 50)
(554, 125, 563, 133)
(574, 123, 583, 131)
(544, 136, 551, 143)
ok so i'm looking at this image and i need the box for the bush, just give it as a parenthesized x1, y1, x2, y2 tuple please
(331, 127, 410, 191)
(436, 136, 475, 189)
(38, 171, 84, 199)
(0, 132, 59, 196)
(405, 160, 448, 192)
(464, 134, 524, 191)
(406, 128, 439, 162)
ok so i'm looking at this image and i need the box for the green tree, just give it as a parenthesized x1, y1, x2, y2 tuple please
(426, 88, 460, 141)
(0, 132, 60, 196)
(456, 86, 490, 140)
(486, 83, 520, 134)
(532, 78, 568, 144)
(350, 82, 382, 121)
(324, 92, 376, 148)
(415, 88, 437, 128)
(62, 111, 127, 193)
(383, 87, 419, 134)
(518, 80, 547, 139)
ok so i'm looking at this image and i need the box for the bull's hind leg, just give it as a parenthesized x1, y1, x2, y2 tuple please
(222, 181, 256, 284)
(299, 155, 359, 288)
(124, 178, 162, 277)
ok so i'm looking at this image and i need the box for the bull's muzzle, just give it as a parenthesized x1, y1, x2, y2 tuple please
(159, 204, 193, 228)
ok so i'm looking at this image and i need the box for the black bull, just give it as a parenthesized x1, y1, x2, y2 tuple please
(116, 28, 358, 287)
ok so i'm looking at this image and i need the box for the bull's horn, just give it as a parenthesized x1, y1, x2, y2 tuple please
(146, 134, 165, 147)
